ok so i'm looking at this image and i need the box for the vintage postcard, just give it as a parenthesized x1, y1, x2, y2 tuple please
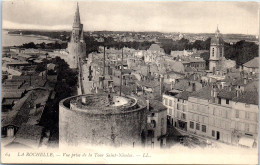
(1, 0, 259, 164)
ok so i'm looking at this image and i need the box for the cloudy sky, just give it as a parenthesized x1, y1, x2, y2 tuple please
(2, 1, 259, 35)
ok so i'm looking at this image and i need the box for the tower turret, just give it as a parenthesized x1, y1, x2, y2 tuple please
(67, 2, 86, 69)
(209, 26, 225, 73)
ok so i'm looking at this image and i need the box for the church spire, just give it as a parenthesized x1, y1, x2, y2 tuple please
(73, 2, 81, 28)
(215, 25, 220, 37)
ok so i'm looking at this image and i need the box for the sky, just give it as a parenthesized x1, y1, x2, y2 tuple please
(2, 1, 259, 35)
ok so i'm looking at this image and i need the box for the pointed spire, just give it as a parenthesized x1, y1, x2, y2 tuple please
(216, 25, 220, 33)
(73, 2, 81, 27)
(215, 25, 220, 37)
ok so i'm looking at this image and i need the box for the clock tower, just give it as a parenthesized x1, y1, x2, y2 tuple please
(209, 26, 225, 73)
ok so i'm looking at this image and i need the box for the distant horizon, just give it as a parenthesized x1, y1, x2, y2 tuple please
(3, 1, 259, 35)
(3, 28, 257, 36)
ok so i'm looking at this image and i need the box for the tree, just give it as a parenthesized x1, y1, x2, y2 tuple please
(224, 40, 259, 66)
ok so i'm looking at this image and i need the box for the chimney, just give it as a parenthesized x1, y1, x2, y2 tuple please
(243, 78, 247, 85)
(160, 75, 164, 96)
(236, 90, 240, 97)
(81, 96, 87, 104)
(213, 88, 218, 97)
(192, 83, 196, 92)
(171, 81, 174, 90)
(146, 99, 150, 110)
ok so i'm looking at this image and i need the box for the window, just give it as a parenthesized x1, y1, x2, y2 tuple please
(169, 100, 172, 106)
(220, 48, 222, 57)
(196, 115, 199, 122)
(164, 98, 168, 105)
(212, 130, 215, 137)
(169, 108, 172, 115)
(177, 103, 180, 110)
(212, 48, 215, 56)
(151, 120, 156, 128)
(236, 110, 239, 118)
(182, 114, 186, 120)
(245, 112, 249, 119)
(202, 125, 206, 132)
(190, 122, 194, 129)
(196, 123, 200, 130)
(226, 99, 229, 105)
(218, 98, 221, 104)
(245, 123, 249, 132)
(225, 111, 228, 118)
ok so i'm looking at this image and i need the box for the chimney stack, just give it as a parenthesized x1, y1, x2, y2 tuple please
(236, 90, 240, 97)
(192, 83, 196, 92)
(243, 78, 247, 85)
(160, 75, 164, 96)
(82, 96, 87, 104)
(146, 99, 150, 110)
(171, 81, 174, 90)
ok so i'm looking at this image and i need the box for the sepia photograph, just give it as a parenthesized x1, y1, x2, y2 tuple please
(1, 0, 259, 164)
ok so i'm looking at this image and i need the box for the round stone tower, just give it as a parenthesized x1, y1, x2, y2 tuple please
(59, 94, 147, 148)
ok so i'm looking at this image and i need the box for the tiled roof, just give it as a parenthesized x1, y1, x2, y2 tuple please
(2, 92, 23, 99)
(232, 78, 253, 86)
(136, 80, 160, 88)
(232, 91, 258, 105)
(218, 90, 236, 100)
(13, 124, 44, 148)
(190, 86, 212, 100)
(175, 91, 191, 100)
(2, 99, 16, 106)
(149, 100, 167, 112)
(243, 57, 259, 68)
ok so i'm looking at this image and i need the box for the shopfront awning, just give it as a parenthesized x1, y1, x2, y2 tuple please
(238, 137, 255, 148)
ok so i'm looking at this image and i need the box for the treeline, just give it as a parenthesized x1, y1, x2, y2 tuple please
(20, 41, 67, 49)
(224, 40, 259, 66)
(199, 40, 259, 68)
(84, 36, 155, 56)
(161, 38, 211, 54)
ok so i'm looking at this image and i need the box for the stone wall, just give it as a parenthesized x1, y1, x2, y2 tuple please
(59, 96, 147, 148)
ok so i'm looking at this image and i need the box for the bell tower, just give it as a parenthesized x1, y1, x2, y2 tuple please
(209, 26, 224, 73)
(67, 2, 86, 69)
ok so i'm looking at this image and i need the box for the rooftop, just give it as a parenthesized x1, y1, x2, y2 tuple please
(12, 124, 44, 148)
(218, 89, 236, 100)
(232, 91, 258, 105)
(149, 100, 167, 112)
(175, 91, 191, 100)
(190, 86, 212, 100)
(65, 94, 143, 114)
(136, 80, 160, 88)
(243, 57, 259, 68)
